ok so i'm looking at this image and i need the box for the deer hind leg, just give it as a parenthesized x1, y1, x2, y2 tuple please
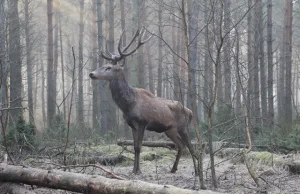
(178, 130, 199, 175)
(165, 128, 184, 173)
(131, 124, 145, 174)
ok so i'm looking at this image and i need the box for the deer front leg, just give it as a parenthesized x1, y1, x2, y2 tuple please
(132, 124, 145, 174)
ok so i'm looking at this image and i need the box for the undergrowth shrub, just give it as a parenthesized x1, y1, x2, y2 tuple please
(46, 113, 67, 143)
(5, 116, 36, 150)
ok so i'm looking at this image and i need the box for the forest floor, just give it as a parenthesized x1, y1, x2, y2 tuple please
(17, 144, 300, 194)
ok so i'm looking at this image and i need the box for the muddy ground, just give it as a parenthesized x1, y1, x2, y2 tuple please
(20, 145, 300, 194)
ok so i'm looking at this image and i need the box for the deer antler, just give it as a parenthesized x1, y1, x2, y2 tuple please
(101, 26, 153, 65)
(118, 27, 153, 57)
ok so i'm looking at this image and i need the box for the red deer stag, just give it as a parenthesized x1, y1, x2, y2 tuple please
(89, 27, 197, 174)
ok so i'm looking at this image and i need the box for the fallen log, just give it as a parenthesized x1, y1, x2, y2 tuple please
(117, 140, 177, 149)
(117, 140, 267, 151)
(0, 182, 35, 194)
(0, 163, 222, 194)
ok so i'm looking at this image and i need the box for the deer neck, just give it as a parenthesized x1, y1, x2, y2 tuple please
(109, 73, 136, 113)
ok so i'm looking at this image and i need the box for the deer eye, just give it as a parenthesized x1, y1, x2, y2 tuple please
(105, 67, 111, 71)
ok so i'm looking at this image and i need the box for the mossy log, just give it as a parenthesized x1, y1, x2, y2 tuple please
(117, 140, 177, 149)
(117, 140, 266, 152)
(0, 163, 221, 194)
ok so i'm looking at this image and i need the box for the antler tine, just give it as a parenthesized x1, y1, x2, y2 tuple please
(119, 27, 152, 57)
(101, 43, 120, 63)
(140, 26, 153, 44)
(118, 29, 140, 54)
(101, 51, 113, 61)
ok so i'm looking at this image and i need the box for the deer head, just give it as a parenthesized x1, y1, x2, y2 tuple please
(89, 27, 152, 81)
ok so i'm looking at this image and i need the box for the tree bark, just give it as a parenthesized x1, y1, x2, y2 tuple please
(157, 2, 163, 97)
(59, 11, 66, 121)
(105, 0, 117, 134)
(41, 51, 46, 127)
(98, 0, 108, 135)
(9, 0, 23, 123)
(203, 0, 210, 119)
(0, 163, 221, 194)
(267, 0, 274, 128)
(172, 6, 180, 100)
(224, 0, 232, 106)
(235, 28, 241, 116)
(117, 140, 177, 149)
(181, 0, 205, 189)
(136, 0, 146, 88)
(25, 0, 34, 123)
(247, 0, 253, 119)
(47, 0, 55, 127)
(0, 0, 7, 124)
(146, 46, 154, 94)
(284, 0, 293, 124)
(257, 0, 267, 127)
(91, 0, 99, 130)
(216, 2, 223, 106)
(78, 0, 85, 127)
(187, 0, 200, 121)
(253, 0, 261, 132)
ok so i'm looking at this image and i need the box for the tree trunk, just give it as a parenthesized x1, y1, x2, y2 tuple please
(257, 0, 267, 127)
(59, 11, 66, 121)
(247, 0, 253, 120)
(78, 0, 85, 127)
(41, 51, 46, 128)
(203, 0, 210, 119)
(106, 0, 117, 134)
(146, 46, 154, 94)
(224, 0, 232, 106)
(181, 0, 205, 189)
(172, 6, 180, 100)
(90, 0, 98, 130)
(119, 0, 131, 137)
(9, 0, 23, 123)
(267, 0, 274, 128)
(157, 2, 163, 97)
(284, 0, 293, 124)
(47, 0, 55, 127)
(216, 2, 223, 106)
(187, 0, 200, 121)
(25, 0, 34, 123)
(34, 55, 39, 112)
(53, 0, 59, 116)
(0, 0, 7, 125)
(97, 0, 106, 134)
(119, 0, 128, 79)
(253, 0, 261, 132)
(235, 28, 241, 116)
(0, 163, 220, 194)
(136, 0, 145, 88)
(117, 140, 176, 149)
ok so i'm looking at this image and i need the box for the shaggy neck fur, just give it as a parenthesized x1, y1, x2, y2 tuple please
(109, 72, 137, 113)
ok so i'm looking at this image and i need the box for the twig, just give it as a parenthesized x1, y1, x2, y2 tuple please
(60, 47, 76, 155)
